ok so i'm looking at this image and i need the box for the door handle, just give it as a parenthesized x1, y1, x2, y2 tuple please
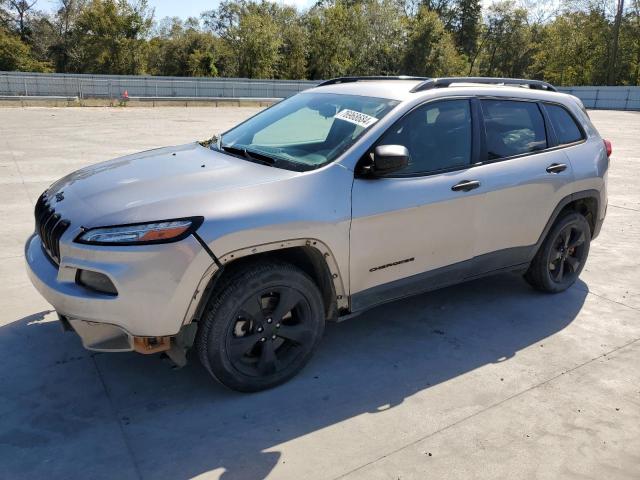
(546, 163, 567, 174)
(451, 180, 481, 192)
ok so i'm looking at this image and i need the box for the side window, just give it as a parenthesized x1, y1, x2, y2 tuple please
(481, 100, 547, 160)
(545, 104, 584, 145)
(377, 99, 472, 175)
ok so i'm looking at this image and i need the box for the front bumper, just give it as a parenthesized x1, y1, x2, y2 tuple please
(25, 233, 215, 351)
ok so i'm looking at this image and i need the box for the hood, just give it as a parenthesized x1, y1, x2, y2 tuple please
(47, 143, 299, 228)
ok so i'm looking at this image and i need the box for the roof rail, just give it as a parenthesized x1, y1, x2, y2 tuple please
(317, 76, 430, 87)
(410, 77, 557, 93)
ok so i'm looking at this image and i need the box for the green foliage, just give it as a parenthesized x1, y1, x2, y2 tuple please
(147, 18, 220, 76)
(533, 10, 611, 85)
(402, 6, 466, 76)
(234, 4, 282, 78)
(452, 0, 482, 56)
(275, 6, 307, 79)
(617, 4, 640, 85)
(67, 0, 153, 75)
(306, 1, 358, 78)
(0, 0, 639, 85)
(307, 0, 439, 79)
(475, 2, 534, 77)
(0, 27, 52, 72)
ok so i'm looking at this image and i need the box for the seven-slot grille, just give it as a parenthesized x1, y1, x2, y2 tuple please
(35, 192, 70, 264)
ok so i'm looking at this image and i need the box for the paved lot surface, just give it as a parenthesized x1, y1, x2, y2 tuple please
(1, 107, 639, 480)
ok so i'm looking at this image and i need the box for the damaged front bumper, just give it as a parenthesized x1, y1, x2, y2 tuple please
(25, 232, 213, 363)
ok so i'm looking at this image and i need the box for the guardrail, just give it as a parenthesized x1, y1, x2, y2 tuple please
(1, 72, 639, 110)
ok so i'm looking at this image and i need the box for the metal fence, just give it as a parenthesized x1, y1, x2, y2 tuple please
(0, 72, 318, 100)
(557, 86, 640, 110)
(1, 72, 639, 110)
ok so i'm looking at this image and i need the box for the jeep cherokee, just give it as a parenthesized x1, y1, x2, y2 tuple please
(25, 76, 610, 392)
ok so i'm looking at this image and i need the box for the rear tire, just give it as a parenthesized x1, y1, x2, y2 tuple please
(196, 261, 325, 392)
(524, 212, 591, 293)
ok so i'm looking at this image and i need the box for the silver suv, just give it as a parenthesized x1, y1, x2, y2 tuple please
(25, 77, 610, 392)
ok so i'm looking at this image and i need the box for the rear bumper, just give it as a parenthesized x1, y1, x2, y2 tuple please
(25, 233, 214, 343)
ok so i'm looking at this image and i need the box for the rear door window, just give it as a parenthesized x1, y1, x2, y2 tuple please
(545, 104, 584, 145)
(480, 100, 547, 160)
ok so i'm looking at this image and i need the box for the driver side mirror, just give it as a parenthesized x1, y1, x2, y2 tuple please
(360, 145, 410, 176)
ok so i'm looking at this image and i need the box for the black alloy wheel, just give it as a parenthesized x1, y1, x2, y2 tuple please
(524, 212, 591, 293)
(228, 287, 315, 377)
(196, 261, 325, 392)
(547, 223, 587, 285)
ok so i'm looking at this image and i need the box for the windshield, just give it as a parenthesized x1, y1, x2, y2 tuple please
(217, 93, 400, 171)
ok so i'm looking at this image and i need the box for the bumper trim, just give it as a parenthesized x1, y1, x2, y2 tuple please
(67, 317, 133, 352)
(25, 232, 214, 337)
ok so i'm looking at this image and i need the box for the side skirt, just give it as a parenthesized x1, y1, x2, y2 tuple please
(348, 249, 533, 314)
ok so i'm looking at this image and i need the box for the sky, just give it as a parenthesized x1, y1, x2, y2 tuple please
(40, 0, 498, 21)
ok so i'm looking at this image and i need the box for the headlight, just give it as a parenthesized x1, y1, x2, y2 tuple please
(75, 217, 203, 245)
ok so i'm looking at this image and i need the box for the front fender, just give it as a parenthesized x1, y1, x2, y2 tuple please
(182, 163, 354, 324)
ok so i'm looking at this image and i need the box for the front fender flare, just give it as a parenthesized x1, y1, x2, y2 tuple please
(181, 238, 348, 327)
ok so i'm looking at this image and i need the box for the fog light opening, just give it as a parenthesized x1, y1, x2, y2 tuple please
(76, 269, 118, 296)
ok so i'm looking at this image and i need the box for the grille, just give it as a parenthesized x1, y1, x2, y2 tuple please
(35, 192, 70, 264)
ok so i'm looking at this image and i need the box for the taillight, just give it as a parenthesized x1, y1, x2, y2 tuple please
(603, 139, 612, 157)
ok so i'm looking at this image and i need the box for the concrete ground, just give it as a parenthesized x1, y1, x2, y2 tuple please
(1, 107, 639, 480)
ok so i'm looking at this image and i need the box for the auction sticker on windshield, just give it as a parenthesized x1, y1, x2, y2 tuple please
(335, 109, 379, 128)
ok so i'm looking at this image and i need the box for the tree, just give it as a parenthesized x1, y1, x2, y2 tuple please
(48, 0, 85, 72)
(614, 0, 640, 84)
(274, 5, 307, 79)
(402, 6, 467, 76)
(0, 0, 638, 85)
(608, 0, 625, 83)
(203, 0, 311, 79)
(354, 0, 406, 75)
(476, 1, 534, 78)
(233, 5, 281, 78)
(0, 25, 51, 70)
(532, 9, 610, 85)
(67, 0, 153, 74)
(1, 0, 39, 40)
(452, 0, 481, 57)
(306, 1, 360, 78)
(147, 17, 220, 76)
(307, 0, 407, 79)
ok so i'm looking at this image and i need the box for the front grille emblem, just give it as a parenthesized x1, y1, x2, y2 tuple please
(55, 192, 64, 202)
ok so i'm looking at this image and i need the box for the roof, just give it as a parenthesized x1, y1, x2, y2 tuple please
(308, 76, 562, 102)
(310, 79, 426, 101)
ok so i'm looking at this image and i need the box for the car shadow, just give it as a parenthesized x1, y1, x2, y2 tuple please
(0, 273, 588, 480)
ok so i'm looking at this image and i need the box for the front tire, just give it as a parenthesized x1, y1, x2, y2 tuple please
(524, 212, 591, 293)
(196, 261, 325, 392)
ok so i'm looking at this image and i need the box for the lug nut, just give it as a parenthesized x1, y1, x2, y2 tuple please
(271, 335, 277, 340)
(276, 323, 280, 328)
(257, 326, 263, 332)
(267, 318, 273, 324)
(260, 337, 266, 342)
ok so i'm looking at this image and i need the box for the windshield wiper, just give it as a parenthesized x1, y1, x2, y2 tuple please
(219, 144, 310, 172)
(220, 145, 276, 167)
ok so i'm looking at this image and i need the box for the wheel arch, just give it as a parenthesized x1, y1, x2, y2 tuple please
(184, 239, 348, 330)
(533, 189, 601, 256)
(557, 195, 598, 237)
